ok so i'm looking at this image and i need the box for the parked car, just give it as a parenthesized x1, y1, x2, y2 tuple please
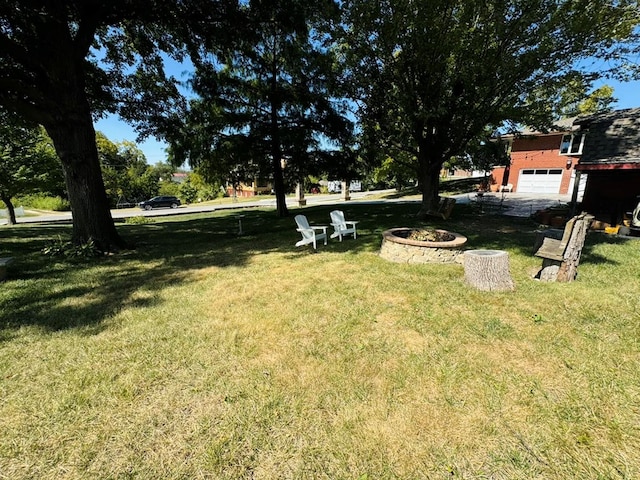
(138, 196, 181, 210)
(116, 199, 136, 209)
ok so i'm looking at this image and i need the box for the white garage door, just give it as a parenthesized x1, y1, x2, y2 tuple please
(517, 169, 563, 194)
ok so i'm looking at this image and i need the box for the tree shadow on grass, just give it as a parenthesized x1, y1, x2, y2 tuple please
(0, 212, 286, 336)
(0, 203, 631, 336)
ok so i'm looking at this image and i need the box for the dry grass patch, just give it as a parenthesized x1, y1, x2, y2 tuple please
(1, 205, 640, 478)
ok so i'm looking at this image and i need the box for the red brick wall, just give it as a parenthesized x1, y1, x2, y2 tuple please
(492, 134, 579, 194)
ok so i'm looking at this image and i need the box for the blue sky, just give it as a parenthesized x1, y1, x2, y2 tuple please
(94, 116, 170, 165)
(595, 78, 640, 109)
(94, 76, 640, 166)
(93, 55, 193, 166)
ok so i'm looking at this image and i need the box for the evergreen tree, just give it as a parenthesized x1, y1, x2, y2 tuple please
(168, 0, 352, 216)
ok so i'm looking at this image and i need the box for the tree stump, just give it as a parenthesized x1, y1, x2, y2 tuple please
(464, 250, 514, 291)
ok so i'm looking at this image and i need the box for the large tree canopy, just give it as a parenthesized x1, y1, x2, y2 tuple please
(341, 0, 640, 217)
(0, 0, 235, 249)
(167, 0, 353, 217)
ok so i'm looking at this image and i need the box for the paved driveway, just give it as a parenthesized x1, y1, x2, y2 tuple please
(452, 192, 572, 217)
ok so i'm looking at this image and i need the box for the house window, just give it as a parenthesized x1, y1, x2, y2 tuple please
(560, 133, 585, 155)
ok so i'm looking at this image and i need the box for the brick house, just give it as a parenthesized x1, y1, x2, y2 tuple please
(226, 178, 272, 197)
(492, 117, 584, 195)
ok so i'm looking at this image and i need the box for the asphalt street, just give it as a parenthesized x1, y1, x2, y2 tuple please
(3, 189, 572, 225)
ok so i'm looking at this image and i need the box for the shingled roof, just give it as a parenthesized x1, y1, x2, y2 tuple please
(574, 108, 640, 166)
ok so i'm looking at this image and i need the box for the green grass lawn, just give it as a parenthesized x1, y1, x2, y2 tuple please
(1, 202, 639, 479)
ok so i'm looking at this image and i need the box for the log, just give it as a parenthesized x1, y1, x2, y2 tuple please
(534, 213, 593, 282)
(464, 250, 514, 291)
(556, 216, 590, 282)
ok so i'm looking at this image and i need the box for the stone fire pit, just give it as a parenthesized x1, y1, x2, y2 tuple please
(380, 227, 467, 264)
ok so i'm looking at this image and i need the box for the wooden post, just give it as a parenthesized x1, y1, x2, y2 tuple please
(464, 250, 514, 291)
(341, 181, 350, 201)
(295, 183, 306, 206)
(569, 170, 582, 217)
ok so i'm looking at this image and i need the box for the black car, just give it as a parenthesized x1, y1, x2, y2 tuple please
(138, 196, 181, 210)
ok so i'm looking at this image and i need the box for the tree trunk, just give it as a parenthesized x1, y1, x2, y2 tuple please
(44, 109, 127, 252)
(269, 108, 288, 216)
(271, 149, 288, 217)
(416, 144, 442, 219)
(0, 193, 16, 226)
(269, 68, 288, 217)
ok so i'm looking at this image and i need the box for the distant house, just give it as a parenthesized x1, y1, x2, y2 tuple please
(170, 172, 189, 183)
(226, 178, 272, 197)
(492, 117, 584, 195)
(327, 180, 363, 193)
(573, 108, 640, 224)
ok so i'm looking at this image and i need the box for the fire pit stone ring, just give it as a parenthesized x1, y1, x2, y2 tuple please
(380, 227, 467, 264)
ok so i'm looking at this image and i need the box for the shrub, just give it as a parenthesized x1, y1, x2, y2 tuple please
(179, 181, 198, 204)
(15, 194, 71, 211)
(124, 216, 154, 225)
(158, 181, 180, 197)
(41, 236, 101, 258)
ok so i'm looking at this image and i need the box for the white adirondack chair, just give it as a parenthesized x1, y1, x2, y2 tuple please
(294, 215, 328, 249)
(329, 210, 359, 241)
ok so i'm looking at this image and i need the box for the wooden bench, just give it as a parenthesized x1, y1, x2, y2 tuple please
(534, 212, 593, 282)
(0, 257, 14, 281)
(427, 196, 457, 219)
